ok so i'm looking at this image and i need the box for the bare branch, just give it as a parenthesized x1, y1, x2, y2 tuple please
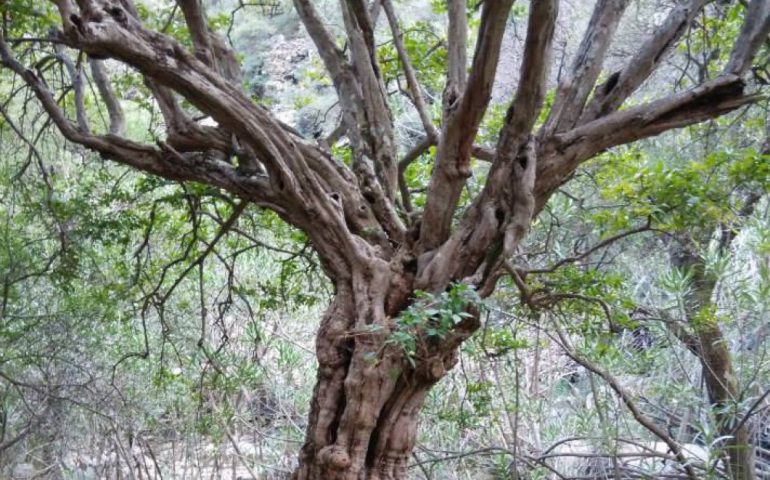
(89, 58, 125, 135)
(161, 201, 249, 302)
(293, 0, 348, 82)
(544, 0, 631, 134)
(531, 57, 759, 215)
(340, 0, 398, 197)
(544, 74, 755, 204)
(528, 219, 652, 275)
(293, 0, 369, 144)
(550, 323, 699, 480)
(581, 0, 711, 122)
(177, 0, 242, 81)
(382, 0, 438, 139)
(419, 0, 515, 252)
(143, 78, 231, 154)
(726, 0, 770, 74)
(53, 44, 90, 133)
(295, 0, 399, 209)
(397, 136, 496, 216)
(446, 0, 468, 97)
(417, 1, 558, 292)
(0, 34, 272, 202)
(177, 0, 213, 61)
(498, 0, 559, 155)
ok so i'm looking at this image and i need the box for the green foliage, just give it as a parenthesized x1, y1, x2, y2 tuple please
(476, 325, 531, 356)
(429, 0, 526, 19)
(1, 1, 59, 37)
(378, 20, 448, 94)
(678, 3, 744, 81)
(534, 266, 636, 338)
(135, 2, 191, 44)
(593, 144, 770, 234)
(135, 1, 228, 47)
(401, 145, 436, 209)
(478, 104, 507, 146)
(388, 283, 482, 365)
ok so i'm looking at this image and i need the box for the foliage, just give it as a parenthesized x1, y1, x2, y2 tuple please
(388, 283, 482, 365)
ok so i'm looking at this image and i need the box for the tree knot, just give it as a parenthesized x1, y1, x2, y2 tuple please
(318, 445, 351, 470)
(105, 6, 128, 25)
(427, 356, 446, 380)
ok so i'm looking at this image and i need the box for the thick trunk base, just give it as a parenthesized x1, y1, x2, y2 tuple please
(293, 270, 478, 480)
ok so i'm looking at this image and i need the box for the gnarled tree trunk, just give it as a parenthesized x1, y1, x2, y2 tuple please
(293, 262, 478, 480)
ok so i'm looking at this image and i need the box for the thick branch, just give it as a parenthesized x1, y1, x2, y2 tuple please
(725, 0, 770, 74)
(419, 0, 515, 252)
(295, 0, 401, 231)
(446, 0, 468, 97)
(143, 77, 231, 154)
(544, 0, 631, 134)
(416, 1, 557, 292)
(498, 0, 559, 155)
(177, 0, 213, 62)
(293, 0, 369, 158)
(581, 0, 711, 122)
(176, 0, 241, 82)
(293, 0, 347, 82)
(555, 75, 754, 162)
(534, 75, 757, 210)
(473, 0, 560, 291)
(340, 0, 399, 198)
(398, 137, 496, 215)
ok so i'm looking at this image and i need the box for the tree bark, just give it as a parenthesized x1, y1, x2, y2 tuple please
(698, 321, 756, 480)
(671, 245, 756, 480)
(294, 262, 478, 480)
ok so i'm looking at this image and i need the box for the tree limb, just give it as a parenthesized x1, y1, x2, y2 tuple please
(89, 58, 125, 135)
(581, 0, 711, 122)
(446, 0, 468, 99)
(419, 0, 515, 252)
(0, 33, 273, 202)
(544, 0, 631, 134)
(381, 0, 438, 140)
(725, 0, 770, 75)
(53, 44, 90, 133)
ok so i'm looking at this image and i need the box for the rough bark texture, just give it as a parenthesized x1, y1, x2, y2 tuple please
(294, 273, 478, 480)
(3, 0, 770, 479)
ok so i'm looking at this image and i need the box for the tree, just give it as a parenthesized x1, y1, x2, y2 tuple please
(592, 134, 770, 480)
(2, 0, 770, 479)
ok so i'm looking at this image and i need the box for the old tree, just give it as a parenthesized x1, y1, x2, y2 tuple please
(2, 0, 770, 478)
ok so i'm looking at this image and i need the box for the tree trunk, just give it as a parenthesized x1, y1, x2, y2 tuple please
(671, 246, 756, 480)
(697, 321, 756, 480)
(293, 263, 478, 480)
